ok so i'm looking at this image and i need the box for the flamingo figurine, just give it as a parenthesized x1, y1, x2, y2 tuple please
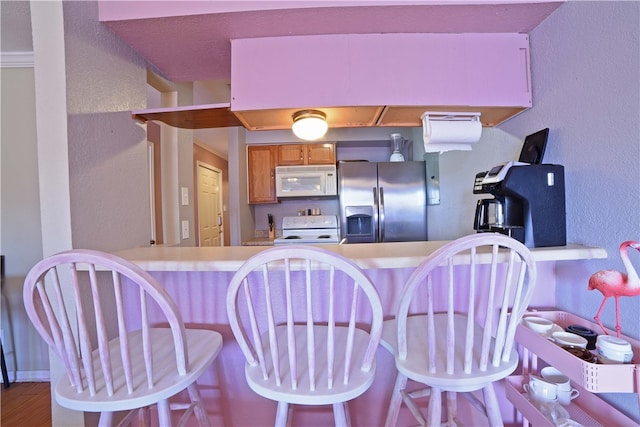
(588, 240, 640, 337)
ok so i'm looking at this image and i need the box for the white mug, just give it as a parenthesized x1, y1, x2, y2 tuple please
(540, 367, 580, 405)
(551, 331, 588, 348)
(523, 316, 554, 334)
(556, 387, 580, 405)
(524, 375, 557, 402)
(540, 366, 570, 389)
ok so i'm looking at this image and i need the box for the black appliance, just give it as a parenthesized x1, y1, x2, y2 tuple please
(473, 129, 566, 248)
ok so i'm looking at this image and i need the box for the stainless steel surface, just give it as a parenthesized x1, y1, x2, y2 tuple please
(424, 152, 440, 205)
(338, 161, 428, 243)
(273, 215, 340, 245)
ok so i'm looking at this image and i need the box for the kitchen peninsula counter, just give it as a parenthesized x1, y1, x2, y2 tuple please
(114, 241, 607, 272)
(110, 240, 607, 426)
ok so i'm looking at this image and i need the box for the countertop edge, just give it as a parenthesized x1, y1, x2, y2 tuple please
(113, 242, 607, 272)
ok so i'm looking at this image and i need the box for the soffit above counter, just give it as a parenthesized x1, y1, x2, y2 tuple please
(100, 1, 564, 83)
(133, 33, 534, 131)
(131, 104, 526, 131)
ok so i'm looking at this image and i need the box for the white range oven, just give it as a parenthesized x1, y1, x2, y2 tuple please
(273, 215, 340, 245)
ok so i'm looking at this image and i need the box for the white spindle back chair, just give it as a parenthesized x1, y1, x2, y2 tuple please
(382, 233, 537, 426)
(23, 249, 222, 427)
(226, 245, 383, 427)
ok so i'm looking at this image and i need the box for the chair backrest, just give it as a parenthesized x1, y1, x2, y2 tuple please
(23, 249, 189, 397)
(226, 245, 383, 390)
(396, 233, 537, 375)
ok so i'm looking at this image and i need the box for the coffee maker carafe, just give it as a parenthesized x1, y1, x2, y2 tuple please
(474, 197, 523, 232)
(473, 162, 566, 248)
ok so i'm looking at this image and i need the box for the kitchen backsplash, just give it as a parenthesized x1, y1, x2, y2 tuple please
(253, 198, 339, 236)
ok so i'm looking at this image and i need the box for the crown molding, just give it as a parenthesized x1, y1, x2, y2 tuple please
(1, 51, 35, 68)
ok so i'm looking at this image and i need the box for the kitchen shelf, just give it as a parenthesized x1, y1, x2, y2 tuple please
(132, 103, 243, 129)
(505, 375, 637, 426)
(515, 310, 639, 393)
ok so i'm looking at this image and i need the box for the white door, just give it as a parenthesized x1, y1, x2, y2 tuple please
(197, 163, 223, 246)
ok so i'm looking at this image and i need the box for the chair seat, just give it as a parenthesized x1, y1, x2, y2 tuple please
(56, 328, 222, 412)
(245, 325, 376, 405)
(382, 314, 518, 393)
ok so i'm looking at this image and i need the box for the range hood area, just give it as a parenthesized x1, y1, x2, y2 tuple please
(133, 33, 533, 131)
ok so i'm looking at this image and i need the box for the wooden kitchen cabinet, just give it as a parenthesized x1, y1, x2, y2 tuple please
(277, 143, 335, 166)
(247, 145, 277, 204)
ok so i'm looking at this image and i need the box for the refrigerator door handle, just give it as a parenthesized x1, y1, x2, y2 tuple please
(373, 187, 379, 242)
(379, 187, 385, 242)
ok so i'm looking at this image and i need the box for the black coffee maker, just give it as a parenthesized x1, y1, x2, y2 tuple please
(473, 162, 566, 248)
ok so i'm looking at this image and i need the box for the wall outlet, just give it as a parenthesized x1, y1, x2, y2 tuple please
(181, 220, 190, 239)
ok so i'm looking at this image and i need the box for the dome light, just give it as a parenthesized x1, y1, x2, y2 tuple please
(291, 110, 328, 141)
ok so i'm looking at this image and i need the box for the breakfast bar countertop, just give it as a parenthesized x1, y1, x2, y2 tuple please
(113, 241, 607, 272)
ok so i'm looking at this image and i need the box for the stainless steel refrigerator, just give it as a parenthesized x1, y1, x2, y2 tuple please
(338, 161, 428, 243)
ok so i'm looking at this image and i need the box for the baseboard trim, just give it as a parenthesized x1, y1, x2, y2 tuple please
(0, 51, 35, 68)
(7, 370, 50, 383)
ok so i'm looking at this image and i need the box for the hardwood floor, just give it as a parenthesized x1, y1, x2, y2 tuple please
(1, 382, 52, 426)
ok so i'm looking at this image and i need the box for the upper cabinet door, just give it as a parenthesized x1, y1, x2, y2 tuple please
(306, 144, 335, 165)
(277, 144, 336, 166)
(248, 145, 277, 204)
(277, 145, 305, 165)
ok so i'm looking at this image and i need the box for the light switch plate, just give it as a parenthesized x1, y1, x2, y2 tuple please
(181, 220, 190, 239)
(181, 187, 189, 205)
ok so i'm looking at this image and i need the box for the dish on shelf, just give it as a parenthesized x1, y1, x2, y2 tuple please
(551, 331, 588, 349)
(505, 375, 638, 427)
(522, 317, 563, 338)
(523, 316, 555, 334)
(516, 310, 640, 393)
(560, 346, 597, 363)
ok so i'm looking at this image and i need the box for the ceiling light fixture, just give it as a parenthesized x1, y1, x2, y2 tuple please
(291, 110, 328, 141)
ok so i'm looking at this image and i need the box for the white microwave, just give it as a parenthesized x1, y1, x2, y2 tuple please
(275, 165, 337, 198)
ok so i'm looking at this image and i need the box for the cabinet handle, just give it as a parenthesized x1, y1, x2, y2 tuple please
(300, 150, 303, 160)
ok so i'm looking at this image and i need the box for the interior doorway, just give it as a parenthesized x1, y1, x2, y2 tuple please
(197, 162, 224, 246)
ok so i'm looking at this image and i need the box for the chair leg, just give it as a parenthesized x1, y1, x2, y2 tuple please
(187, 382, 211, 427)
(333, 402, 349, 427)
(98, 411, 114, 427)
(157, 398, 173, 427)
(385, 372, 408, 427)
(426, 387, 442, 427)
(275, 401, 289, 427)
(482, 383, 504, 427)
(446, 391, 457, 426)
(139, 407, 151, 427)
(1, 343, 10, 388)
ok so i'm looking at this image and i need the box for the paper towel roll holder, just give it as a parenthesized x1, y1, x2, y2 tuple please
(420, 111, 481, 123)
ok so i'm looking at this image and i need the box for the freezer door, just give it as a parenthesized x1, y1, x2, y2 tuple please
(338, 162, 378, 243)
(377, 162, 428, 242)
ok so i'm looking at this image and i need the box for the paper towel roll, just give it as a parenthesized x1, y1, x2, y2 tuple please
(422, 113, 482, 153)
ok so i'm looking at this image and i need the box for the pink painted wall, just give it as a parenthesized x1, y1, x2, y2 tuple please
(231, 33, 531, 110)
